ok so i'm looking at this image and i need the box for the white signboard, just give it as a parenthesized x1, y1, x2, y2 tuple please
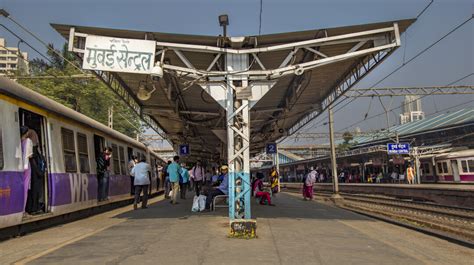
(83, 35, 156, 74)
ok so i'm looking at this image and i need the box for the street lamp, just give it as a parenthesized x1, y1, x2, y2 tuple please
(218, 14, 229, 38)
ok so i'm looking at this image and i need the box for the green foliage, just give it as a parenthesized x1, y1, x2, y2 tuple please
(18, 43, 141, 138)
(337, 131, 357, 152)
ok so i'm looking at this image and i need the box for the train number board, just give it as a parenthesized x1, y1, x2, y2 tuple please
(387, 143, 410, 155)
(266, 143, 277, 154)
(179, 144, 190, 156)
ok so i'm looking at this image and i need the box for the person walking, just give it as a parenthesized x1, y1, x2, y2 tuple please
(128, 155, 138, 196)
(191, 160, 205, 196)
(167, 156, 181, 204)
(303, 167, 317, 200)
(131, 157, 151, 210)
(179, 163, 190, 199)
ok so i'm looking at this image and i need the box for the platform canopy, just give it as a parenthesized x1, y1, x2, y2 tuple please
(52, 19, 414, 161)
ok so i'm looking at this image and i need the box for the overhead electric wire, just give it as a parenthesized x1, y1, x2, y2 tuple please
(3, 13, 85, 73)
(300, 13, 472, 134)
(335, 72, 474, 133)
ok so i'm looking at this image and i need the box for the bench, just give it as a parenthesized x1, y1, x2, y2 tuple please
(212, 195, 228, 211)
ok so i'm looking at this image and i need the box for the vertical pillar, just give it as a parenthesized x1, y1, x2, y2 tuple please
(328, 106, 341, 197)
(225, 53, 251, 220)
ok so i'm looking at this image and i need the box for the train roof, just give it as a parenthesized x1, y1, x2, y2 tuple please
(0, 77, 147, 150)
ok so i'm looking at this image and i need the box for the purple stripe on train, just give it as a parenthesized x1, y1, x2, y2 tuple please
(49, 173, 130, 206)
(0, 171, 25, 216)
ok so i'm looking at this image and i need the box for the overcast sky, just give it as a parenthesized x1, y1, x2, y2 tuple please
(0, 0, 472, 147)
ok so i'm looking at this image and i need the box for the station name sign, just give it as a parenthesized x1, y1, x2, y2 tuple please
(83, 35, 156, 74)
(387, 143, 410, 155)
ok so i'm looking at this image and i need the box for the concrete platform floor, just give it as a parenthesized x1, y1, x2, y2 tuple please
(1, 192, 472, 265)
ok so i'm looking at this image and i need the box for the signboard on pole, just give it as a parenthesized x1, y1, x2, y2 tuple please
(387, 143, 410, 155)
(83, 35, 156, 74)
(266, 143, 277, 154)
(179, 144, 190, 156)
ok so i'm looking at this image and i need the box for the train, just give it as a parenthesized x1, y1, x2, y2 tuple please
(420, 149, 474, 182)
(0, 77, 166, 229)
(253, 148, 474, 184)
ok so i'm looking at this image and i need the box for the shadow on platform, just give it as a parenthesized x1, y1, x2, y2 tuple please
(114, 192, 369, 221)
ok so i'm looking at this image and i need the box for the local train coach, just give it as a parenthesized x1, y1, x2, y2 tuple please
(0, 77, 165, 229)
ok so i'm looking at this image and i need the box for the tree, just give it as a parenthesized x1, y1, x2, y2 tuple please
(337, 131, 357, 152)
(18, 43, 142, 138)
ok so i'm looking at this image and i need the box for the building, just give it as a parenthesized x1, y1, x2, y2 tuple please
(400, 95, 425, 124)
(0, 38, 29, 75)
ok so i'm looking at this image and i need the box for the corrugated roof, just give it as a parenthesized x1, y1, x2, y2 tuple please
(347, 108, 474, 145)
(51, 19, 415, 159)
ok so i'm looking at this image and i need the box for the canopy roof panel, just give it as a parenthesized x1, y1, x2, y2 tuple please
(52, 19, 415, 160)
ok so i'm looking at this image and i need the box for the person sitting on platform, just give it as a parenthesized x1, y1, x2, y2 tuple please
(205, 165, 229, 210)
(253, 174, 275, 206)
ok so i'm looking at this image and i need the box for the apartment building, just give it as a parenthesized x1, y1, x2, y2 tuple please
(0, 38, 29, 75)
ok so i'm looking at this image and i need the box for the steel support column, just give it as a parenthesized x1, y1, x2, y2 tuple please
(328, 106, 340, 195)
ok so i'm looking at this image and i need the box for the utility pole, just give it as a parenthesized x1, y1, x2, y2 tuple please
(328, 106, 342, 201)
(108, 106, 113, 129)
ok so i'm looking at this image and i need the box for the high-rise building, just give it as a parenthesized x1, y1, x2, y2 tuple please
(400, 95, 425, 124)
(0, 38, 29, 75)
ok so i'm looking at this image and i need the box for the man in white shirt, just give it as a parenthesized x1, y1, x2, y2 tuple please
(191, 160, 205, 196)
(131, 158, 151, 210)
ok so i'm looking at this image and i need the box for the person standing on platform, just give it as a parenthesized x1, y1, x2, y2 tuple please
(128, 155, 138, 196)
(407, 163, 415, 184)
(191, 160, 205, 196)
(163, 161, 171, 199)
(270, 166, 280, 195)
(179, 163, 190, 199)
(303, 167, 317, 200)
(205, 165, 229, 210)
(131, 157, 151, 210)
(167, 156, 181, 204)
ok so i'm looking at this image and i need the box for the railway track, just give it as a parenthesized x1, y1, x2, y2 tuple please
(284, 187, 474, 247)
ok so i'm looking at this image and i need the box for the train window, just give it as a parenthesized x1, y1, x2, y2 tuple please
(119, 146, 126, 175)
(437, 163, 442, 174)
(468, 160, 474, 173)
(77, 133, 90, 173)
(0, 128, 3, 170)
(442, 162, 448, 174)
(112, 144, 120, 174)
(461, 160, 468, 173)
(61, 128, 77, 172)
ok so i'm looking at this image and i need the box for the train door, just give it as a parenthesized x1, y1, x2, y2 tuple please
(127, 147, 133, 160)
(93, 135, 105, 160)
(451, 160, 460, 182)
(19, 108, 48, 215)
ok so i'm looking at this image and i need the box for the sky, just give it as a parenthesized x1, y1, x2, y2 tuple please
(0, 0, 472, 147)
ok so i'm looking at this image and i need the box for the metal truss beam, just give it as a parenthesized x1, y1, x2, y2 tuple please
(287, 48, 394, 136)
(345, 85, 474, 97)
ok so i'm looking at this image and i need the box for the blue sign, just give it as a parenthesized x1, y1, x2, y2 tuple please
(387, 143, 410, 155)
(266, 143, 277, 154)
(179, 144, 190, 156)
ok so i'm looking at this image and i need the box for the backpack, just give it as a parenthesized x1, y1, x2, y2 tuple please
(97, 154, 106, 173)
